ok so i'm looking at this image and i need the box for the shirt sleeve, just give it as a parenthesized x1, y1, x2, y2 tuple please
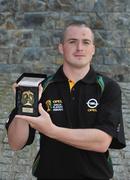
(95, 80, 126, 149)
(5, 108, 36, 146)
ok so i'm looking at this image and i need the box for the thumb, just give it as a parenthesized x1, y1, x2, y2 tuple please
(38, 103, 45, 115)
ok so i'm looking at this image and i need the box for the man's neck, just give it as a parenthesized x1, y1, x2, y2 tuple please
(63, 65, 90, 83)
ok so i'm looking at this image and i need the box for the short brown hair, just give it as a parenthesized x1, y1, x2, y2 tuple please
(60, 20, 94, 43)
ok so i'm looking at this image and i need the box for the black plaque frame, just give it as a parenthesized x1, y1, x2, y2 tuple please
(16, 73, 47, 116)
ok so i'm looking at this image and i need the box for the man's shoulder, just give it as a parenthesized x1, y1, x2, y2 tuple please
(96, 72, 121, 93)
(96, 72, 119, 84)
(41, 74, 55, 89)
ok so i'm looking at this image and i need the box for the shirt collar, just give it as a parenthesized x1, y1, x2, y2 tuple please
(52, 65, 97, 84)
(81, 66, 97, 84)
(52, 65, 68, 82)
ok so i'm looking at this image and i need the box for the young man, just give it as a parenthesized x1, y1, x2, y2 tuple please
(6, 21, 126, 179)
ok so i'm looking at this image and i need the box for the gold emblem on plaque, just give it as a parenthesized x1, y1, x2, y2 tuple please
(21, 90, 34, 106)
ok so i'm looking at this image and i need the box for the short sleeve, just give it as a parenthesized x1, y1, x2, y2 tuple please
(95, 81, 126, 149)
(5, 108, 36, 146)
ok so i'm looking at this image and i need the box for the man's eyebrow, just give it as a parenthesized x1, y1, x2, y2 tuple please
(83, 39, 92, 42)
(67, 38, 78, 41)
(66, 38, 92, 42)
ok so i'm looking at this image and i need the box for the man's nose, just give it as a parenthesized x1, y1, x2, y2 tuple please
(77, 42, 83, 51)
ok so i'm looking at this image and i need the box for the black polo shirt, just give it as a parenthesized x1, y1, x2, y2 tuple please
(6, 66, 126, 179)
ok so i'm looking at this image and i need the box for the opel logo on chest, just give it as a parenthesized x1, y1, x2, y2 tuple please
(87, 98, 99, 108)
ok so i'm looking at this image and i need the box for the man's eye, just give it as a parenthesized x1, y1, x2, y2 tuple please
(83, 41, 90, 45)
(69, 40, 76, 44)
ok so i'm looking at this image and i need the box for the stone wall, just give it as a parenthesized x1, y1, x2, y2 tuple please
(0, 0, 130, 180)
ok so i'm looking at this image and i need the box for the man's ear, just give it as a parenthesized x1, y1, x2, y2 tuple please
(58, 43, 63, 54)
(92, 45, 95, 56)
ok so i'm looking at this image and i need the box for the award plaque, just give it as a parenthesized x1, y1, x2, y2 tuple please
(16, 73, 47, 116)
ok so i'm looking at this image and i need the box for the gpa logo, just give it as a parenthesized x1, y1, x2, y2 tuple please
(86, 98, 99, 112)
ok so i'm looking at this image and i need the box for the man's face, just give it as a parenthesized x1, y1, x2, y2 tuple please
(58, 25, 95, 69)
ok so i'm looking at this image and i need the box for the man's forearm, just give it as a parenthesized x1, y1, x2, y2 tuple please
(7, 117, 29, 150)
(51, 126, 112, 153)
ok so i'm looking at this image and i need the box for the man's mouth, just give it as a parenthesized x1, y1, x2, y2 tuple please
(74, 54, 85, 57)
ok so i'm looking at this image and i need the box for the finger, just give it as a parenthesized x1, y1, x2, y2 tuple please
(39, 84, 43, 100)
(12, 83, 18, 94)
(29, 122, 35, 128)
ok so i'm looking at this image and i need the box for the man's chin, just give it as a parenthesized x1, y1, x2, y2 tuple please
(70, 63, 90, 69)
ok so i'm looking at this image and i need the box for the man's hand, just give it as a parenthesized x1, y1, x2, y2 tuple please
(15, 103, 56, 138)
